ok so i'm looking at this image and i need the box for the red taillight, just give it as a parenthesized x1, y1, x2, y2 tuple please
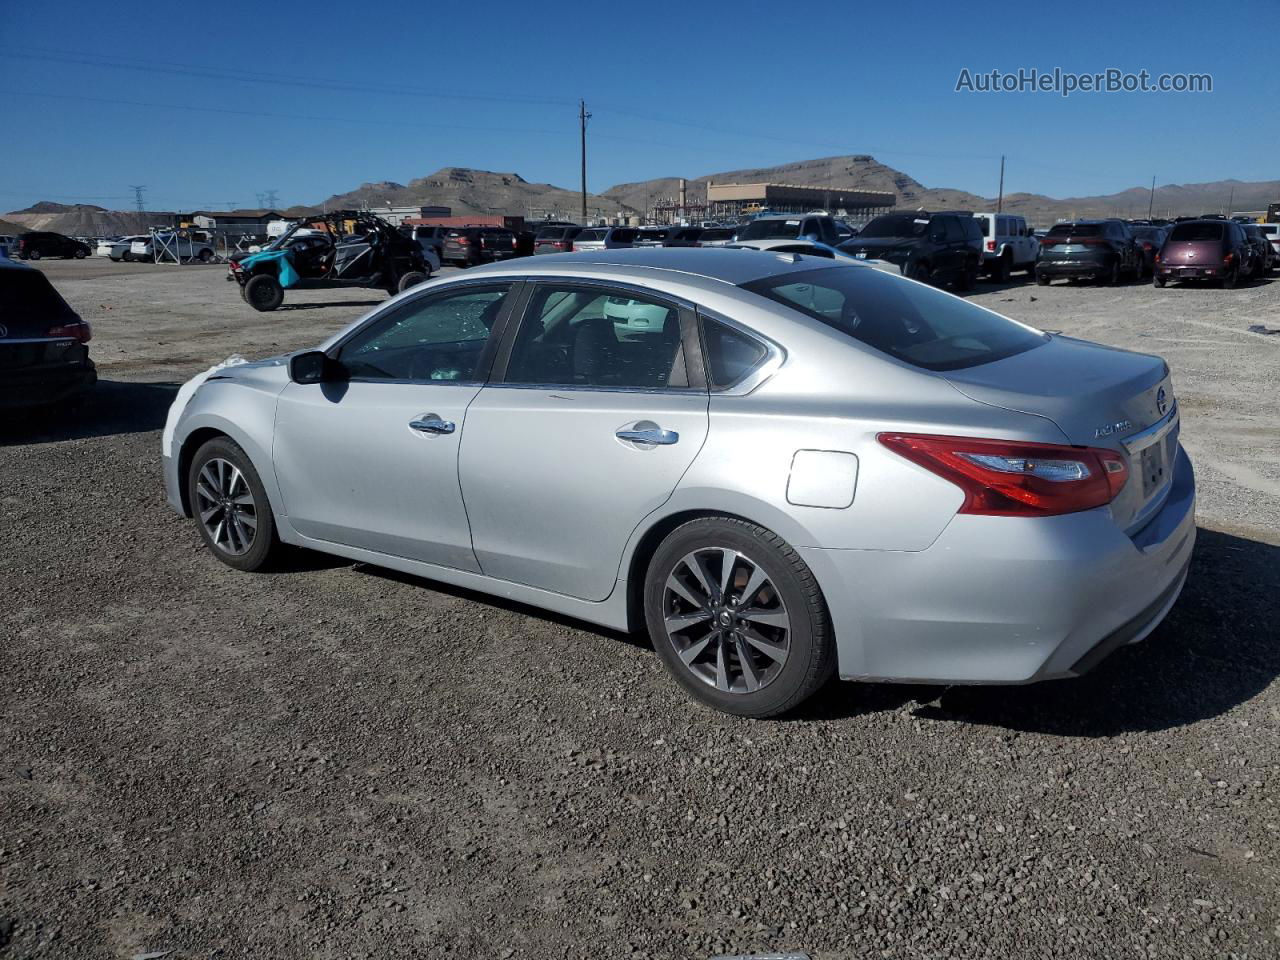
(1142, 241, 1154, 250)
(877, 433, 1128, 517)
(554, 240, 571, 250)
(1224, 252, 1234, 264)
(47, 321, 92, 344)
(1154, 253, 1161, 263)
(456, 236, 471, 245)
(986, 240, 996, 252)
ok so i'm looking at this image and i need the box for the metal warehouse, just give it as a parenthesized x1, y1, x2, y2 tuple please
(706, 181, 895, 219)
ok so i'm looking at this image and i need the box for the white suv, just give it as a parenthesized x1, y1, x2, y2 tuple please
(972, 213, 1039, 281)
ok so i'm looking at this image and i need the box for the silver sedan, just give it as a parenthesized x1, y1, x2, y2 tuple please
(162, 248, 1195, 717)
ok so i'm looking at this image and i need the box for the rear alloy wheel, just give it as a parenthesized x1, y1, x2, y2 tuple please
(27, 249, 41, 261)
(993, 253, 1011, 282)
(1153, 274, 1167, 288)
(199, 248, 214, 263)
(1104, 261, 1120, 285)
(645, 518, 835, 717)
(188, 437, 280, 572)
(908, 262, 931, 285)
(1035, 271, 1050, 286)
(244, 273, 284, 311)
(74, 248, 87, 259)
(1224, 265, 1239, 289)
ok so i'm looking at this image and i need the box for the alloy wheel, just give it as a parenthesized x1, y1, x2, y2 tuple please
(662, 548, 790, 694)
(194, 457, 258, 556)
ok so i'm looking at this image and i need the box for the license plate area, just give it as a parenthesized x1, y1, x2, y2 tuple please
(1140, 444, 1166, 498)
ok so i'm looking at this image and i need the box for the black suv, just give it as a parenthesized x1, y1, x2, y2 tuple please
(14, 231, 92, 261)
(1035, 220, 1141, 285)
(838, 211, 983, 289)
(0, 260, 96, 409)
(443, 227, 518, 267)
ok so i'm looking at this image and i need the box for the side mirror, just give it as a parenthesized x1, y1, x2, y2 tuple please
(289, 350, 343, 384)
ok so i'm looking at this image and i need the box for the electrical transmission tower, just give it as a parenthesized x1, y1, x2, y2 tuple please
(129, 185, 147, 212)
(262, 189, 279, 210)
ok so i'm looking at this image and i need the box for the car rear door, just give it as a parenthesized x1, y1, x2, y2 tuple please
(459, 279, 710, 601)
(272, 282, 519, 570)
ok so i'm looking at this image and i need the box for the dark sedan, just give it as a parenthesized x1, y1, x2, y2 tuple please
(1129, 226, 1168, 279)
(0, 260, 96, 409)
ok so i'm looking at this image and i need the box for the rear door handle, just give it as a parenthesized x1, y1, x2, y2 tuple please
(616, 428, 679, 446)
(409, 417, 455, 434)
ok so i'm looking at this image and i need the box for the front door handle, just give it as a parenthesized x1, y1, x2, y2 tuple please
(409, 417, 456, 435)
(616, 428, 679, 446)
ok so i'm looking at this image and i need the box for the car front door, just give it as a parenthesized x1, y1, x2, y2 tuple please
(272, 282, 519, 570)
(459, 280, 710, 601)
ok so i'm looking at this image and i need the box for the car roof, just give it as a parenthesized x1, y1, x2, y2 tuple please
(463, 246, 848, 286)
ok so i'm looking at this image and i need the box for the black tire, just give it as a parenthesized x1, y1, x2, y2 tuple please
(643, 517, 836, 718)
(73, 248, 87, 259)
(993, 253, 1011, 283)
(198, 248, 214, 263)
(187, 436, 281, 573)
(1103, 261, 1120, 285)
(1035, 271, 1050, 286)
(955, 264, 977, 292)
(397, 270, 427, 293)
(1223, 265, 1239, 289)
(244, 273, 284, 312)
(1153, 274, 1166, 288)
(908, 261, 931, 285)
(27, 249, 41, 261)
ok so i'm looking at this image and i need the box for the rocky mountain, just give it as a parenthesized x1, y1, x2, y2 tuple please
(320, 167, 623, 219)
(3, 203, 174, 236)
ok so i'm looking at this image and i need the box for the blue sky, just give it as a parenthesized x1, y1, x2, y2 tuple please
(2, 0, 1276, 212)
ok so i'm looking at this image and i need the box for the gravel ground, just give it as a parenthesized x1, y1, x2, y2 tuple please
(2, 259, 1278, 960)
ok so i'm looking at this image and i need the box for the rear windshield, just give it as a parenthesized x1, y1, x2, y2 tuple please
(0, 267, 79, 326)
(859, 214, 930, 239)
(700, 228, 734, 240)
(742, 266, 1047, 372)
(536, 227, 571, 240)
(973, 217, 992, 237)
(1130, 227, 1164, 241)
(1258, 225, 1279, 236)
(609, 228, 638, 242)
(576, 229, 607, 241)
(1168, 222, 1224, 242)
(637, 230, 670, 241)
(737, 219, 803, 241)
(671, 229, 702, 240)
(1045, 223, 1101, 239)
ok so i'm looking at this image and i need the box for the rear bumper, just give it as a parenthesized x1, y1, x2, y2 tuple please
(0, 359, 96, 409)
(803, 446, 1197, 684)
(1036, 257, 1115, 278)
(1156, 264, 1223, 278)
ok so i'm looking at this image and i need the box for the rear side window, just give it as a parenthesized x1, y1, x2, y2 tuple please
(0, 268, 79, 325)
(742, 266, 1048, 372)
(974, 217, 992, 237)
(702, 318, 769, 388)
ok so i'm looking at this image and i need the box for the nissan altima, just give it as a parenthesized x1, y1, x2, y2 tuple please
(162, 248, 1195, 717)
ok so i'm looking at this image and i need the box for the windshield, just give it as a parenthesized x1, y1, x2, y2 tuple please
(0, 267, 79, 327)
(742, 266, 1048, 372)
(1168, 222, 1224, 242)
(737, 219, 804, 241)
(1045, 223, 1101, 240)
(859, 214, 930, 239)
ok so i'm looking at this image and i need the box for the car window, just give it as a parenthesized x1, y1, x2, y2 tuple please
(702, 317, 769, 389)
(1168, 222, 1225, 242)
(738, 219, 803, 241)
(742, 266, 1048, 372)
(578, 229, 606, 241)
(941, 217, 965, 242)
(338, 284, 512, 382)
(504, 284, 686, 389)
(1046, 223, 1100, 240)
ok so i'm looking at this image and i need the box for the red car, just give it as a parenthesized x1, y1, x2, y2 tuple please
(1153, 220, 1252, 288)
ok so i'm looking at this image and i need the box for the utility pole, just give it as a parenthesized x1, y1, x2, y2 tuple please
(129, 185, 147, 212)
(579, 99, 591, 223)
(1147, 176, 1155, 220)
(1226, 185, 1235, 216)
(996, 155, 1005, 214)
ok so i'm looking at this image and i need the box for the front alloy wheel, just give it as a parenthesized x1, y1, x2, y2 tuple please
(194, 457, 258, 556)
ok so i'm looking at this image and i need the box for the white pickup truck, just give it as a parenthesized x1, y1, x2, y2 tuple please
(972, 213, 1039, 281)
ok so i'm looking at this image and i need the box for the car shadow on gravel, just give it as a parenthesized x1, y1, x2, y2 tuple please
(275, 299, 385, 311)
(909, 527, 1280, 736)
(0, 379, 178, 446)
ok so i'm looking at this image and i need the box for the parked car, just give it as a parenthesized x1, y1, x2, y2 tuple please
(13, 231, 91, 261)
(697, 227, 737, 247)
(108, 235, 148, 261)
(442, 227, 518, 267)
(571, 227, 639, 251)
(229, 212, 428, 311)
(0, 259, 96, 409)
(1256, 222, 1280, 262)
(837, 211, 983, 290)
(663, 227, 704, 248)
(1129, 226, 1168, 278)
(736, 214, 842, 247)
(1035, 220, 1141, 285)
(128, 231, 217, 264)
(0, 234, 17, 256)
(1240, 224, 1275, 275)
(972, 213, 1039, 280)
(94, 237, 120, 257)
(1153, 219, 1253, 288)
(403, 225, 449, 262)
(163, 247, 1194, 717)
(533, 225, 584, 255)
(632, 227, 674, 248)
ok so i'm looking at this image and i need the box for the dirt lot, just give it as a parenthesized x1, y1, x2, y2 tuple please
(2, 258, 1279, 960)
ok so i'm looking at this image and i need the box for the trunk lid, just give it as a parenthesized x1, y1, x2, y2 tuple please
(1161, 240, 1223, 266)
(943, 335, 1177, 532)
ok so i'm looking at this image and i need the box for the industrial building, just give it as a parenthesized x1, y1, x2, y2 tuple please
(705, 181, 895, 220)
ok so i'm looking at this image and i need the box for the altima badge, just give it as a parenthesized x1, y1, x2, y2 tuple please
(1157, 387, 1168, 416)
(1094, 419, 1132, 439)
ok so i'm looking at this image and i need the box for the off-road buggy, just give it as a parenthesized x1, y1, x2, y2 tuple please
(228, 211, 428, 312)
